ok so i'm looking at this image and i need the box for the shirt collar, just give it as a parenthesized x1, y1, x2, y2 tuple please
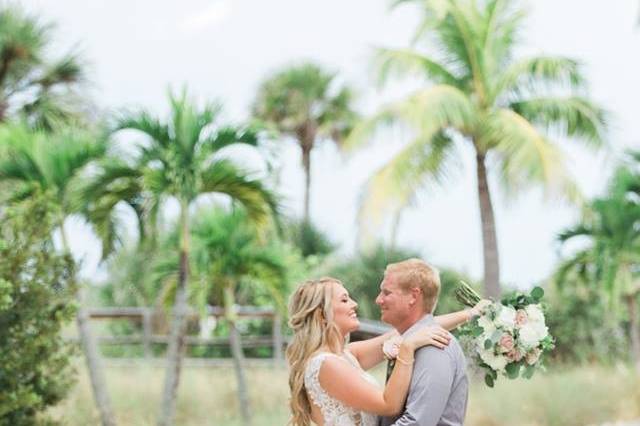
(401, 313, 435, 337)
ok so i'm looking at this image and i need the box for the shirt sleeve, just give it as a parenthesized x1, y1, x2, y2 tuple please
(391, 347, 454, 426)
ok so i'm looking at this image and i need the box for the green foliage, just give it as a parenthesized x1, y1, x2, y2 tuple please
(545, 277, 628, 364)
(0, 4, 88, 129)
(552, 150, 640, 364)
(282, 218, 336, 259)
(252, 62, 357, 144)
(95, 244, 164, 308)
(500, 286, 545, 309)
(0, 123, 106, 215)
(189, 207, 290, 311)
(82, 88, 279, 258)
(0, 194, 77, 425)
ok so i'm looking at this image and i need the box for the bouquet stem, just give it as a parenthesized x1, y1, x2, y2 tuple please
(455, 280, 482, 308)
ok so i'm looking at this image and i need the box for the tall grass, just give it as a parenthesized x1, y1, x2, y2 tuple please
(48, 362, 639, 425)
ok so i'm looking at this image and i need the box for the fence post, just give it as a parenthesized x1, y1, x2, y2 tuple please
(142, 308, 152, 359)
(273, 313, 283, 361)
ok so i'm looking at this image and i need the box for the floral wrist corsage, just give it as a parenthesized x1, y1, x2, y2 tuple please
(382, 335, 403, 360)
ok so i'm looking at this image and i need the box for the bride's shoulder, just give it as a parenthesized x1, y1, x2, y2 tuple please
(305, 351, 346, 375)
(307, 350, 339, 366)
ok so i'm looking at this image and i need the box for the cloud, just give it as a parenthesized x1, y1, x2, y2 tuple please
(178, 1, 233, 34)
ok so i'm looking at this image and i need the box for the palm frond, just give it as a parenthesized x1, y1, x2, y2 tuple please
(486, 109, 581, 202)
(203, 125, 259, 153)
(42, 128, 107, 191)
(357, 131, 458, 243)
(75, 158, 159, 257)
(373, 47, 461, 89)
(345, 84, 475, 151)
(511, 96, 607, 146)
(557, 224, 593, 243)
(497, 56, 585, 97)
(116, 111, 171, 149)
(199, 159, 279, 231)
(38, 51, 85, 88)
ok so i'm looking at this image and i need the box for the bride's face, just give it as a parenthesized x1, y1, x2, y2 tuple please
(331, 282, 359, 336)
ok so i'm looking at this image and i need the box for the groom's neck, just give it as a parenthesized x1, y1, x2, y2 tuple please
(395, 309, 429, 334)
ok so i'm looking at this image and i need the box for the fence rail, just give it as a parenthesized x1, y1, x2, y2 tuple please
(76, 306, 390, 365)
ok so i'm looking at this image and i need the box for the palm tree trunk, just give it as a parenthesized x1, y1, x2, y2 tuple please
(225, 287, 252, 426)
(474, 151, 501, 299)
(159, 200, 190, 426)
(390, 209, 403, 249)
(61, 224, 116, 426)
(0, 99, 8, 123)
(302, 145, 312, 224)
(626, 293, 640, 371)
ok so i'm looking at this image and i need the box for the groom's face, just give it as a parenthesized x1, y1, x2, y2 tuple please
(375, 272, 413, 327)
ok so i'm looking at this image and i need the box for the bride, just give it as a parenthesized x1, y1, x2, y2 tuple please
(286, 277, 485, 426)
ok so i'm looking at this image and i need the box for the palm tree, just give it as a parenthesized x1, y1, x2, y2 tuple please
(558, 153, 640, 368)
(82, 89, 279, 426)
(346, 0, 606, 298)
(0, 123, 116, 426)
(0, 5, 87, 129)
(189, 207, 287, 426)
(252, 62, 358, 223)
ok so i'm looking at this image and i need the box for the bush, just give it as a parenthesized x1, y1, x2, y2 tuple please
(545, 278, 628, 364)
(0, 195, 77, 425)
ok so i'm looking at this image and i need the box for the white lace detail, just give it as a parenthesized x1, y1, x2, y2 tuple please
(304, 351, 378, 426)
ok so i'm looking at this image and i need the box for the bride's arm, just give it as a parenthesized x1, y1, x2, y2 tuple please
(347, 326, 449, 371)
(347, 300, 490, 370)
(322, 327, 451, 416)
(434, 310, 473, 331)
(346, 330, 396, 370)
(435, 299, 492, 330)
(320, 342, 417, 417)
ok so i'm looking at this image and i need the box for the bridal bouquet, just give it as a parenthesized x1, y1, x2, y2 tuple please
(456, 281, 554, 387)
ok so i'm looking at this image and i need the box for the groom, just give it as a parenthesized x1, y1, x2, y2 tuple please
(376, 258, 468, 426)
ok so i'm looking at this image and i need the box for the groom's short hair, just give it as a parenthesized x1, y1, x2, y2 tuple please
(386, 258, 441, 314)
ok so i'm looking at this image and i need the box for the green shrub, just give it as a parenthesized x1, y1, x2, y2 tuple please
(0, 195, 77, 425)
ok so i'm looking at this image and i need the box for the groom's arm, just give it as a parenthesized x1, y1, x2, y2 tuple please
(391, 347, 454, 426)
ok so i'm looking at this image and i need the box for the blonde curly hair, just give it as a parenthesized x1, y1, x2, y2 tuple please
(286, 277, 345, 426)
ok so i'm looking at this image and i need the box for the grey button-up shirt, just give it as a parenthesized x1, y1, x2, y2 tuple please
(379, 314, 469, 426)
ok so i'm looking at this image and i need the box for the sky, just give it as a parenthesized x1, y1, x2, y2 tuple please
(17, 0, 640, 289)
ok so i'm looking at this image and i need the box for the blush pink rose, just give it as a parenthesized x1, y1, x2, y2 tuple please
(525, 348, 542, 365)
(507, 348, 523, 362)
(515, 309, 528, 327)
(499, 333, 515, 354)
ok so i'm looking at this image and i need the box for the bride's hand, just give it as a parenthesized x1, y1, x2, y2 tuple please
(469, 299, 492, 319)
(403, 325, 451, 351)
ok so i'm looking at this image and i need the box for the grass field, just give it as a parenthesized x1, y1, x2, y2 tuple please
(47, 361, 640, 425)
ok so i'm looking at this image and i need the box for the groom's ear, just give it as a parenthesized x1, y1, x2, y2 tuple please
(408, 287, 422, 306)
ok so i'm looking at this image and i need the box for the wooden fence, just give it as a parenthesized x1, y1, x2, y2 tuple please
(81, 306, 390, 366)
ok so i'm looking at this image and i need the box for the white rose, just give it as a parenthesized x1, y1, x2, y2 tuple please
(479, 349, 508, 372)
(518, 322, 549, 349)
(525, 304, 545, 324)
(495, 305, 516, 330)
(478, 315, 496, 336)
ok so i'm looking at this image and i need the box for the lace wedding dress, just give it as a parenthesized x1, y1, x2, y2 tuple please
(304, 351, 378, 426)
